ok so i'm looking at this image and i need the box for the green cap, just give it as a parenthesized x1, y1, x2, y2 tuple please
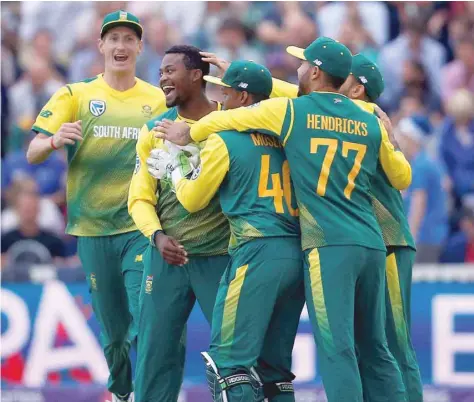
(100, 10, 143, 39)
(287, 37, 352, 79)
(204, 60, 273, 97)
(351, 54, 385, 101)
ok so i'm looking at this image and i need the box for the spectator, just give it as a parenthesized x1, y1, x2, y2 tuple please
(378, 6, 446, 112)
(2, 141, 66, 200)
(190, 1, 233, 49)
(440, 207, 474, 263)
(439, 89, 474, 204)
(212, 19, 264, 65)
(397, 116, 449, 263)
(1, 178, 65, 237)
(256, 2, 316, 49)
(1, 184, 66, 268)
(441, 36, 474, 106)
(68, 15, 103, 83)
(26, 29, 68, 80)
(136, 17, 178, 86)
(318, 1, 389, 47)
(337, 4, 378, 62)
(7, 57, 63, 135)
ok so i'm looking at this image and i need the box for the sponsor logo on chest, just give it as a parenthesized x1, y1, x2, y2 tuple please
(93, 125, 140, 140)
(89, 100, 106, 117)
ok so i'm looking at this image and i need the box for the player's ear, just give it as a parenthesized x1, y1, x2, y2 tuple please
(353, 84, 365, 99)
(191, 69, 203, 84)
(98, 38, 105, 55)
(311, 66, 320, 81)
(137, 39, 143, 54)
(240, 91, 249, 105)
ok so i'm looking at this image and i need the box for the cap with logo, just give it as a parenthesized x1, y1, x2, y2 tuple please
(204, 60, 273, 97)
(287, 37, 352, 80)
(100, 10, 143, 39)
(351, 54, 384, 101)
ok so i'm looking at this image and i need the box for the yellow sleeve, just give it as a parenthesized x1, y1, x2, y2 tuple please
(175, 134, 230, 213)
(271, 78, 298, 99)
(32, 86, 76, 136)
(378, 120, 412, 190)
(190, 97, 292, 144)
(128, 125, 163, 238)
(352, 99, 376, 114)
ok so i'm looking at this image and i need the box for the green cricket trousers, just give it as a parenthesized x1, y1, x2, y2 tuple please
(135, 245, 229, 402)
(304, 245, 406, 402)
(78, 230, 147, 396)
(207, 237, 305, 402)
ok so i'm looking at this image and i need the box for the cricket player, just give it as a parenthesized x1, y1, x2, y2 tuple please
(240, 53, 423, 402)
(128, 45, 230, 402)
(26, 11, 167, 402)
(149, 60, 305, 402)
(339, 54, 423, 402)
(155, 37, 411, 402)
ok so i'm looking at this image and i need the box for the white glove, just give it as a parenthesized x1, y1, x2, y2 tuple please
(165, 140, 201, 168)
(147, 148, 171, 179)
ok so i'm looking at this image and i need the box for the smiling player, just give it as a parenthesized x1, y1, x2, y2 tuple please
(128, 45, 230, 402)
(26, 10, 167, 402)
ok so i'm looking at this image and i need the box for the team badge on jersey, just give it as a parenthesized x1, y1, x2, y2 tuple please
(142, 105, 152, 118)
(145, 275, 153, 294)
(89, 100, 106, 117)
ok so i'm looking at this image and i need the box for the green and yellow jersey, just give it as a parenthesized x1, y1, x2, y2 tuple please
(173, 130, 300, 254)
(32, 74, 167, 237)
(189, 93, 412, 252)
(270, 79, 416, 250)
(128, 107, 230, 257)
(352, 100, 416, 250)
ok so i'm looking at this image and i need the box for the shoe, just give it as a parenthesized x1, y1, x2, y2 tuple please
(107, 392, 134, 402)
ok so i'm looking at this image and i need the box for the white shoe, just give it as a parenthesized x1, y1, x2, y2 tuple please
(107, 392, 134, 402)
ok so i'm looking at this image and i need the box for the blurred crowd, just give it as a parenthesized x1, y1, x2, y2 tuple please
(1, 1, 474, 276)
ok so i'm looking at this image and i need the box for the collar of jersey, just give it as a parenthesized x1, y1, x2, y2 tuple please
(312, 90, 350, 99)
(97, 74, 142, 98)
(177, 101, 222, 125)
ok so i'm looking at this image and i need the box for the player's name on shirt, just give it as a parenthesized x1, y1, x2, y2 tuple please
(307, 114, 368, 136)
(250, 133, 282, 149)
(92, 125, 141, 140)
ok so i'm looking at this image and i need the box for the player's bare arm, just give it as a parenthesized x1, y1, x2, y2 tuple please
(200, 52, 230, 77)
(154, 119, 192, 145)
(26, 121, 83, 164)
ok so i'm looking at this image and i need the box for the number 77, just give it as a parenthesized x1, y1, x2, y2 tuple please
(310, 138, 367, 199)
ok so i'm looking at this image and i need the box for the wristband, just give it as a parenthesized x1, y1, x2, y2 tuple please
(50, 136, 59, 150)
(150, 230, 163, 248)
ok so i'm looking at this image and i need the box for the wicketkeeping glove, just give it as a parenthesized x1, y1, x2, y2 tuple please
(168, 151, 198, 187)
(147, 148, 171, 179)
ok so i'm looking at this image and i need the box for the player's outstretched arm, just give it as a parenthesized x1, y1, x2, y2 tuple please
(174, 134, 230, 213)
(155, 98, 292, 145)
(200, 49, 298, 99)
(378, 120, 412, 190)
(270, 78, 298, 99)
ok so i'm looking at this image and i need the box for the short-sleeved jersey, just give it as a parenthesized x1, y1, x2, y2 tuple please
(173, 130, 300, 254)
(128, 107, 230, 257)
(352, 100, 416, 250)
(32, 74, 167, 236)
(189, 94, 412, 252)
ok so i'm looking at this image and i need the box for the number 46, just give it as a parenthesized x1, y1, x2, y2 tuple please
(258, 155, 299, 216)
